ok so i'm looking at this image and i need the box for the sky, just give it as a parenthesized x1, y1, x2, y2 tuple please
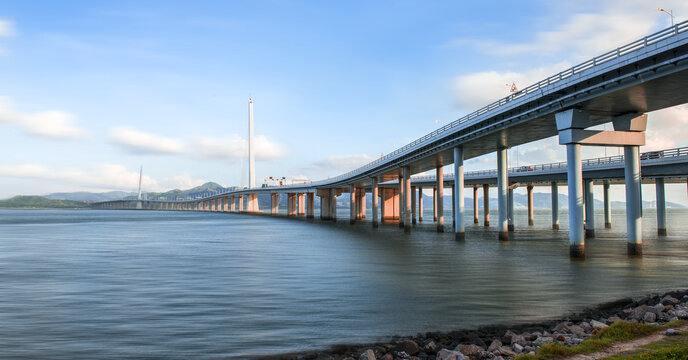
(1, 0, 688, 204)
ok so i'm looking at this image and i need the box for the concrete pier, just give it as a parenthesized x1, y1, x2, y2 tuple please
(473, 185, 479, 224)
(411, 186, 417, 224)
(349, 185, 356, 224)
(625, 145, 642, 255)
(507, 187, 514, 231)
(372, 177, 379, 228)
(307, 193, 315, 219)
(567, 143, 585, 258)
(404, 166, 411, 233)
(454, 147, 465, 240)
(656, 178, 667, 235)
(436, 166, 444, 233)
(271, 193, 278, 215)
(551, 182, 559, 230)
(417, 186, 423, 222)
(398, 170, 405, 228)
(433, 187, 437, 222)
(527, 184, 534, 226)
(298, 193, 305, 216)
(483, 184, 489, 227)
(585, 180, 595, 238)
(330, 188, 337, 222)
(497, 148, 508, 241)
(603, 181, 611, 228)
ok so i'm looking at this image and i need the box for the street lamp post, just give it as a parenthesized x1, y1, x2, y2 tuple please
(658, 8, 675, 26)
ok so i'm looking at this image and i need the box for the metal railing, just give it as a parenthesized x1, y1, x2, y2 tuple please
(314, 21, 688, 185)
(405, 146, 688, 181)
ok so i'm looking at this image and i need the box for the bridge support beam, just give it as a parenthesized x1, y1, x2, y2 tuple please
(298, 193, 305, 216)
(483, 184, 490, 227)
(508, 187, 514, 231)
(567, 143, 585, 258)
(656, 178, 666, 235)
(349, 185, 356, 224)
(330, 188, 337, 222)
(319, 190, 330, 220)
(552, 182, 560, 230)
(585, 180, 595, 238)
(307, 193, 314, 219)
(372, 177, 379, 228)
(473, 185, 479, 224)
(271, 193, 278, 215)
(404, 166, 411, 233)
(603, 181, 611, 228)
(497, 148, 508, 241)
(417, 186, 423, 222)
(398, 170, 405, 228)
(238, 196, 244, 212)
(527, 184, 534, 226)
(411, 186, 416, 224)
(625, 145, 642, 255)
(436, 166, 444, 232)
(433, 187, 437, 222)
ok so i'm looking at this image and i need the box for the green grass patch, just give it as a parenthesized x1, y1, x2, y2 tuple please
(516, 321, 663, 360)
(603, 334, 688, 359)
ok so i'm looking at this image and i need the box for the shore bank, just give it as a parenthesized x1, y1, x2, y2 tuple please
(261, 288, 688, 360)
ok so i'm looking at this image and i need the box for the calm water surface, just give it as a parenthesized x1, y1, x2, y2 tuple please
(0, 208, 687, 359)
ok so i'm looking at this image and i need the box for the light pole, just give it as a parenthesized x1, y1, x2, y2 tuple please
(658, 8, 675, 26)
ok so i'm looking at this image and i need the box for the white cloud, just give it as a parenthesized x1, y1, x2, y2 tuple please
(452, 62, 570, 109)
(0, 163, 206, 192)
(0, 19, 14, 37)
(308, 154, 376, 174)
(109, 127, 185, 155)
(644, 105, 688, 151)
(108, 127, 288, 161)
(0, 96, 88, 140)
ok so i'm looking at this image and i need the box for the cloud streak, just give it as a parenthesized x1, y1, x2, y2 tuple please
(0, 96, 88, 140)
(0, 19, 14, 37)
(108, 127, 288, 161)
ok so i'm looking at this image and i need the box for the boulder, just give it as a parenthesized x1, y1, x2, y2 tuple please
(666, 329, 682, 336)
(423, 341, 437, 354)
(380, 354, 393, 360)
(393, 340, 420, 356)
(553, 322, 570, 333)
(590, 320, 608, 330)
(510, 334, 527, 346)
(360, 349, 376, 360)
(436, 349, 466, 360)
(487, 339, 502, 352)
(568, 325, 586, 337)
(631, 305, 648, 320)
(533, 337, 554, 346)
(497, 346, 517, 357)
(675, 310, 688, 319)
(513, 343, 524, 353)
(458, 344, 482, 357)
(643, 312, 657, 323)
(606, 316, 622, 325)
(661, 295, 680, 306)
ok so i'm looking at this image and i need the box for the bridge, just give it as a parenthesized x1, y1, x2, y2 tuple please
(95, 21, 688, 259)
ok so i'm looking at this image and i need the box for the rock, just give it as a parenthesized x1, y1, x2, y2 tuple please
(666, 329, 682, 336)
(554, 322, 570, 333)
(510, 334, 527, 346)
(533, 337, 554, 346)
(675, 310, 688, 319)
(631, 305, 649, 320)
(343, 357, 356, 360)
(643, 312, 657, 323)
(395, 351, 409, 359)
(360, 349, 376, 360)
(556, 334, 566, 341)
(568, 325, 586, 337)
(581, 322, 592, 332)
(393, 340, 420, 356)
(423, 341, 437, 354)
(606, 316, 622, 324)
(493, 357, 505, 360)
(523, 332, 537, 341)
(487, 339, 502, 352)
(380, 354, 393, 360)
(513, 343, 524, 353)
(435, 349, 466, 360)
(661, 295, 680, 306)
(590, 320, 609, 330)
(497, 346, 517, 357)
(458, 344, 482, 357)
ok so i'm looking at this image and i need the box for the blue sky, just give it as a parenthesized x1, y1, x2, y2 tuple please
(1, 0, 687, 203)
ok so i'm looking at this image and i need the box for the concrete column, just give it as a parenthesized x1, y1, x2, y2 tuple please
(656, 178, 666, 235)
(436, 166, 444, 232)
(527, 184, 534, 226)
(238, 196, 244, 212)
(451, 185, 455, 231)
(497, 148, 508, 241)
(372, 177, 379, 228)
(567, 143, 585, 259)
(404, 166, 411, 233)
(307, 193, 315, 219)
(359, 190, 366, 219)
(433, 187, 437, 222)
(349, 184, 356, 224)
(398, 169, 405, 228)
(223, 197, 229, 212)
(507, 187, 514, 231)
(473, 185, 479, 224)
(418, 186, 423, 222)
(483, 184, 490, 227)
(603, 181, 611, 228)
(625, 145, 642, 255)
(320, 193, 329, 220)
(551, 182, 560, 230)
(584, 180, 595, 238)
(454, 146, 465, 240)
(330, 188, 337, 222)
(270, 194, 277, 215)
(298, 193, 305, 216)
(411, 186, 416, 224)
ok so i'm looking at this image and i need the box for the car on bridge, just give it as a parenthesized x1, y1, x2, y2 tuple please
(640, 151, 663, 160)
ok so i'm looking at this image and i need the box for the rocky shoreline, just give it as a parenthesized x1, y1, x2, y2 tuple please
(261, 288, 688, 360)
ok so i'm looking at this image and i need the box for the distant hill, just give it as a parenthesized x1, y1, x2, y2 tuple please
(0, 196, 91, 209)
(124, 182, 234, 201)
(46, 191, 135, 202)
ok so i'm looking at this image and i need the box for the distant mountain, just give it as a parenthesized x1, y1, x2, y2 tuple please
(125, 182, 232, 201)
(0, 196, 91, 209)
(46, 191, 135, 202)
